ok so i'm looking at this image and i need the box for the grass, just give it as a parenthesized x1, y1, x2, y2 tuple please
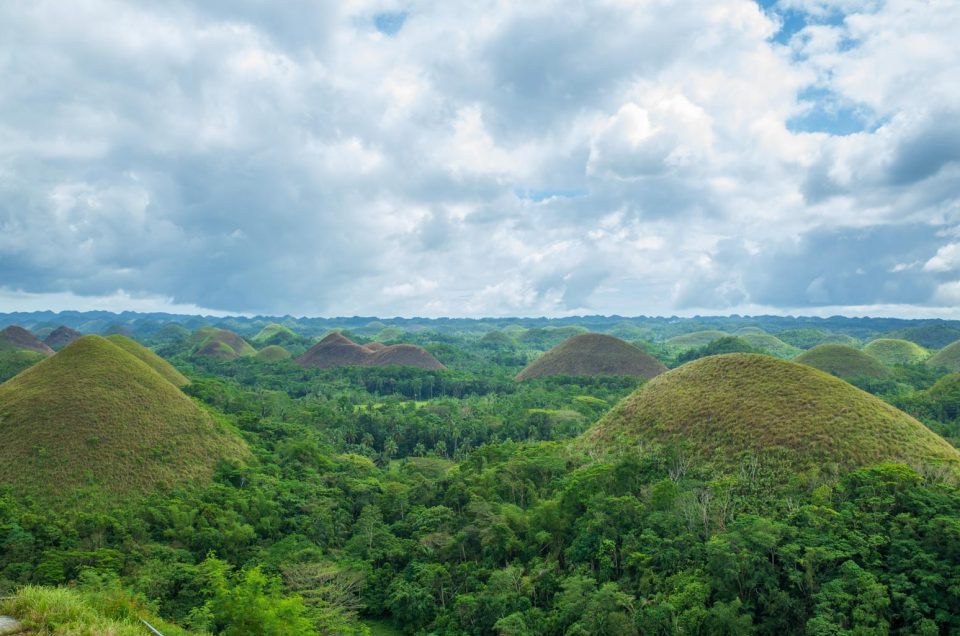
(192, 328, 256, 360)
(0, 349, 47, 383)
(298, 333, 444, 370)
(256, 344, 292, 362)
(0, 336, 248, 500)
(862, 338, 929, 366)
(926, 340, 960, 372)
(105, 334, 190, 386)
(776, 328, 859, 349)
(734, 328, 802, 359)
(0, 584, 199, 636)
(515, 333, 667, 381)
(251, 322, 301, 346)
(887, 324, 960, 349)
(581, 353, 960, 472)
(665, 330, 729, 350)
(794, 344, 892, 379)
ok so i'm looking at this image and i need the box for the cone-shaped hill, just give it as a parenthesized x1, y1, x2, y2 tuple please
(734, 328, 801, 359)
(0, 325, 54, 383)
(863, 338, 929, 366)
(297, 333, 445, 370)
(515, 333, 667, 381)
(43, 325, 83, 351)
(581, 354, 960, 472)
(0, 336, 248, 500)
(256, 345, 292, 362)
(105, 335, 190, 387)
(252, 323, 308, 349)
(363, 341, 388, 351)
(192, 328, 256, 360)
(665, 330, 728, 350)
(888, 324, 960, 349)
(926, 340, 960, 372)
(794, 344, 891, 379)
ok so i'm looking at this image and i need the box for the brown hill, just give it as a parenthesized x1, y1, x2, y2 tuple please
(364, 341, 388, 351)
(297, 333, 445, 370)
(192, 328, 256, 360)
(1, 325, 54, 356)
(43, 326, 83, 351)
(515, 333, 667, 381)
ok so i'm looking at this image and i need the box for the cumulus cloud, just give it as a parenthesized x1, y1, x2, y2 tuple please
(0, 0, 958, 317)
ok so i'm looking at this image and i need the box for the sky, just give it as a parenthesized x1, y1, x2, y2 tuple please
(1, 0, 959, 318)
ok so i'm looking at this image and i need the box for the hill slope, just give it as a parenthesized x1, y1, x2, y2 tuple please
(105, 335, 190, 387)
(192, 328, 256, 360)
(734, 328, 802, 359)
(665, 330, 729, 350)
(256, 345, 292, 362)
(794, 344, 892, 379)
(581, 354, 960, 471)
(0, 336, 247, 499)
(863, 338, 929, 366)
(516, 333, 667, 381)
(0, 325, 54, 382)
(297, 333, 445, 370)
(926, 340, 960, 372)
(43, 325, 83, 351)
(888, 324, 960, 349)
(1, 325, 54, 356)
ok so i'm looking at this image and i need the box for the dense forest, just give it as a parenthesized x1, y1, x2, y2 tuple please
(1, 312, 960, 634)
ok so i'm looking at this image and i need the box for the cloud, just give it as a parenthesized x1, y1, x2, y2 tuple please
(0, 0, 958, 317)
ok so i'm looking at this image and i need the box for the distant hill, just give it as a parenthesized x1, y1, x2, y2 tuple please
(0, 325, 54, 382)
(105, 335, 190, 387)
(776, 328, 859, 349)
(888, 324, 960, 349)
(42, 326, 82, 351)
(191, 327, 256, 360)
(926, 340, 960, 372)
(0, 336, 247, 500)
(580, 354, 960, 472)
(862, 338, 929, 366)
(794, 344, 892, 379)
(297, 333, 444, 370)
(515, 333, 667, 381)
(665, 330, 729, 350)
(255, 345, 292, 362)
(363, 341, 388, 351)
(251, 322, 307, 349)
(733, 328, 801, 359)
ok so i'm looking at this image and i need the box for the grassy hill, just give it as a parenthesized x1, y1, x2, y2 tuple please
(105, 334, 190, 387)
(42, 325, 82, 351)
(926, 340, 960, 372)
(191, 327, 256, 360)
(0, 336, 247, 500)
(887, 324, 960, 349)
(776, 328, 859, 349)
(665, 330, 729, 350)
(794, 344, 892, 379)
(863, 338, 929, 366)
(0, 325, 54, 382)
(581, 353, 960, 472)
(256, 344, 292, 362)
(515, 333, 667, 381)
(734, 328, 802, 359)
(298, 333, 445, 370)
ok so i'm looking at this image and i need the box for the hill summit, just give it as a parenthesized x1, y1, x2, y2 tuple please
(297, 333, 445, 370)
(515, 333, 667, 381)
(926, 340, 960, 372)
(191, 327, 256, 360)
(581, 354, 960, 472)
(0, 325, 54, 382)
(42, 325, 83, 351)
(0, 336, 247, 500)
(794, 344, 891, 379)
(1, 325, 54, 356)
(862, 338, 929, 366)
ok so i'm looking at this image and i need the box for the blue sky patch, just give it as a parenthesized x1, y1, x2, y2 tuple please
(374, 11, 407, 36)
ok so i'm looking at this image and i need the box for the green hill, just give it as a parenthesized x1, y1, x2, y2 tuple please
(862, 338, 929, 366)
(888, 324, 960, 349)
(926, 340, 960, 372)
(776, 328, 859, 349)
(251, 322, 304, 348)
(665, 330, 729, 350)
(256, 344, 292, 362)
(0, 336, 247, 500)
(0, 325, 54, 382)
(516, 333, 667, 381)
(581, 354, 960, 472)
(191, 328, 256, 360)
(794, 344, 892, 379)
(105, 335, 190, 387)
(734, 328, 802, 359)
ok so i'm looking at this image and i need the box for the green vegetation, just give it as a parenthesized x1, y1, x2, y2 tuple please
(926, 339, 960, 371)
(42, 325, 82, 351)
(862, 338, 929, 366)
(192, 328, 257, 360)
(252, 322, 298, 344)
(665, 330, 729, 350)
(515, 333, 667, 381)
(675, 335, 758, 363)
(256, 345, 293, 362)
(794, 344, 892, 379)
(584, 353, 959, 472)
(298, 333, 445, 370)
(0, 325, 53, 382)
(0, 335, 247, 500)
(106, 334, 190, 387)
(888, 323, 960, 348)
(733, 327, 802, 359)
(776, 327, 859, 349)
